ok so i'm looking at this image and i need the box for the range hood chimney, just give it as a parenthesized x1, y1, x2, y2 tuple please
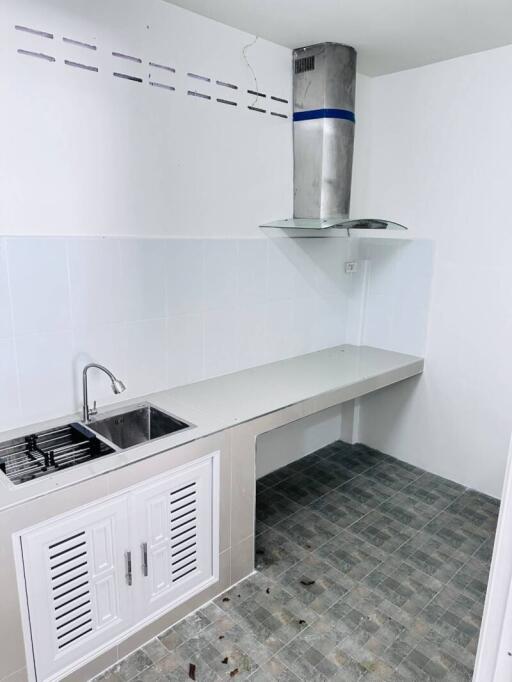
(262, 43, 406, 233)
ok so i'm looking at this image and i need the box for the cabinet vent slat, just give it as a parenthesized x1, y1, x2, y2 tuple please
(51, 549, 87, 571)
(54, 588, 90, 612)
(172, 549, 196, 567)
(171, 526, 196, 543)
(172, 505, 196, 523)
(173, 540, 195, 557)
(50, 539, 86, 561)
(172, 531, 196, 549)
(58, 625, 93, 649)
(171, 516, 196, 534)
(54, 580, 89, 603)
(172, 490, 195, 505)
(48, 531, 93, 651)
(171, 482, 195, 497)
(55, 598, 91, 621)
(169, 480, 199, 584)
(56, 608, 92, 632)
(172, 498, 195, 513)
(172, 565, 196, 582)
(49, 531, 85, 550)
(52, 562, 88, 585)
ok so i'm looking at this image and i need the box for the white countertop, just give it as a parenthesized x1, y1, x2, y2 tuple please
(0, 344, 423, 511)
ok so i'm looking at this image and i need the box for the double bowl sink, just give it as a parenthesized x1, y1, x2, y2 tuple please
(0, 403, 193, 486)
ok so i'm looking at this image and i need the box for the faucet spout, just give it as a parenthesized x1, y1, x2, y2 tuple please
(82, 363, 126, 422)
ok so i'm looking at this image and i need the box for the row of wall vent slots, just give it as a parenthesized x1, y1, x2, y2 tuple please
(14, 24, 289, 119)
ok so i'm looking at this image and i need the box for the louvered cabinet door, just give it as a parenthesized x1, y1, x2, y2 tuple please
(20, 497, 132, 682)
(132, 453, 219, 620)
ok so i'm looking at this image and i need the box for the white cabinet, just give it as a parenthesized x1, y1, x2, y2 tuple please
(21, 497, 132, 682)
(17, 453, 219, 682)
(131, 458, 216, 621)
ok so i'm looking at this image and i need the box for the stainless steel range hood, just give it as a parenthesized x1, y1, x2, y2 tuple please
(261, 43, 406, 233)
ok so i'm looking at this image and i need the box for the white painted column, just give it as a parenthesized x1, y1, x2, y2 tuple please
(340, 399, 356, 444)
(474, 434, 512, 681)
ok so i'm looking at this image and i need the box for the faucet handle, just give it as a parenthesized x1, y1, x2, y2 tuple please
(90, 400, 98, 417)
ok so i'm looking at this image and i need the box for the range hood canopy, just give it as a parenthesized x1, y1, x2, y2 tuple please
(262, 43, 407, 233)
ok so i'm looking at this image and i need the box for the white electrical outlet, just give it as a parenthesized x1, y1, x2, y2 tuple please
(345, 261, 358, 274)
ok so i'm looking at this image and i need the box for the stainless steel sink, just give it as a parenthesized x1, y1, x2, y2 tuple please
(86, 403, 192, 450)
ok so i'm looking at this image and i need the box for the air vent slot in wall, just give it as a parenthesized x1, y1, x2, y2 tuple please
(12, 22, 290, 122)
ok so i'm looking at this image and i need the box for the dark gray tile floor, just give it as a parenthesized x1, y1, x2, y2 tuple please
(93, 441, 499, 681)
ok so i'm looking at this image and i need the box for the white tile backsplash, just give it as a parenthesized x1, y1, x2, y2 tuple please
(7, 237, 71, 336)
(68, 238, 125, 329)
(0, 337, 20, 430)
(235, 302, 269, 370)
(203, 239, 237, 311)
(124, 318, 168, 398)
(121, 239, 167, 322)
(204, 307, 238, 378)
(167, 313, 204, 387)
(166, 240, 204, 316)
(266, 239, 296, 300)
(16, 330, 75, 423)
(266, 299, 298, 362)
(237, 239, 267, 303)
(0, 239, 13, 339)
(0, 236, 433, 431)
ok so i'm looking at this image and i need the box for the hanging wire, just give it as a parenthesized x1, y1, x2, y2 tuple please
(242, 34, 259, 107)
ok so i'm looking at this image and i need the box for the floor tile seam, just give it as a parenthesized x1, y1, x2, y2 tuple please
(258, 504, 308, 529)
(116, 656, 154, 682)
(256, 521, 318, 560)
(175, 608, 277, 679)
(352, 516, 445, 588)
(453, 547, 491, 582)
(220, 572, 321, 646)
(468, 533, 497, 565)
(268, 655, 308, 682)
(266, 456, 415, 510)
(402, 624, 475, 680)
(257, 621, 327, 682)
(331, 472, 423, 507)
(381, 487, 475, 553)
(285, 592, 410, 676)
(444, 549, 488, 595)
(352, 543, 457, 591)
(256, 452, 350, 490)
(309, 510, 378, 560)
(314, 492, 437, 559)
(271, 504, 352, 542)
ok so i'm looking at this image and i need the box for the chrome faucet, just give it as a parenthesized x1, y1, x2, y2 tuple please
(82, 363, 126, 422)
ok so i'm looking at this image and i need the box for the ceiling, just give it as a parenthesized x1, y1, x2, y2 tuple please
(164, 0, 512, 75)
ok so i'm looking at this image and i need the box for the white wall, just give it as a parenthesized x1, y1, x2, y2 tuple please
(0, 0, 292, 238)
(352, 44, 512, 498)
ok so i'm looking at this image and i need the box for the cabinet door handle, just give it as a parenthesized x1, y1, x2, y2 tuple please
(125, 550, 133, 586)
(141, 542, 148, 577)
